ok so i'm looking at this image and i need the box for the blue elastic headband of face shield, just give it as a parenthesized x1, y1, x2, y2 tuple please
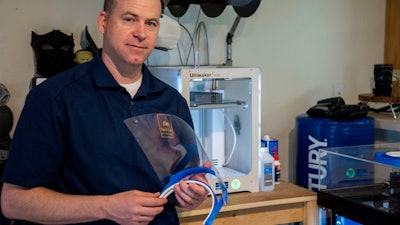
(159, 167, 228, 225)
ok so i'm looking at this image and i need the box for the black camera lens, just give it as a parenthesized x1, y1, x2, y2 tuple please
(373, 64, 393, 96)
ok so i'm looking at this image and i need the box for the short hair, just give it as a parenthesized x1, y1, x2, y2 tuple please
(103, 0, 115, 12)
(103, 0, 163, 13)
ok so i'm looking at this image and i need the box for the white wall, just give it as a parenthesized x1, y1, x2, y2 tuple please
(0, 0, 386, 181)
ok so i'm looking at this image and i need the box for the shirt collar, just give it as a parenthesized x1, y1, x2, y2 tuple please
(89, 50, 165, 96)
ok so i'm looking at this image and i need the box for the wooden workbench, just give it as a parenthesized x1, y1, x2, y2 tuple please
(178, 181, 317, 225)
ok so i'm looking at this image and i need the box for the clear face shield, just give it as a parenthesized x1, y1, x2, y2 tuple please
(124, 113, 228, 225)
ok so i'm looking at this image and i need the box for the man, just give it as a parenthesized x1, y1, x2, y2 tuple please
(1, 0, 208, 224)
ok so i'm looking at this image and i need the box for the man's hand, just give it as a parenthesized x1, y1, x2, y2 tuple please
(105, 190, 168, 225)
(1, 184, 168, 225)
(174, 162, 212, 209)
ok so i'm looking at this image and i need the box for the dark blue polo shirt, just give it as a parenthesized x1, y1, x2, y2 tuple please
(2, 51, 193, 225)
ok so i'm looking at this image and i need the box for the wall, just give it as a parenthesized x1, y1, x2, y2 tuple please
(0, 0, 386, 181)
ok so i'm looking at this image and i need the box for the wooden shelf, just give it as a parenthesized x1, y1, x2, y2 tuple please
(359, 93, 400, 119)
(358, 93, 400, 103)
(178, 181, 317, 225)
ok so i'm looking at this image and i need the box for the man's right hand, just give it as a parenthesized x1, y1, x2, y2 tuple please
(105, 190, 167, 225)
(1, 183, 167, 225)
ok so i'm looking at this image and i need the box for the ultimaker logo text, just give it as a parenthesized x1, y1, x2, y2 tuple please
(308, 135, 327, 191)
(189, 72, 212, 78)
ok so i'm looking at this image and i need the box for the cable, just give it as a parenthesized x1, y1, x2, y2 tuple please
(193, 21, 210, 67)
(178, 23, 194, 66)
(184, 6, 202, 66)
(219, 109, 237, 166)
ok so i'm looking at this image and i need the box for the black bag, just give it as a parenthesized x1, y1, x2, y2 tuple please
(307, 97, 368, 120)
(306, 97, 345, 118)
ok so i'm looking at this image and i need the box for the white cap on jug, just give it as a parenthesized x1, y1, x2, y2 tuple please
(263, 135, 271, 140)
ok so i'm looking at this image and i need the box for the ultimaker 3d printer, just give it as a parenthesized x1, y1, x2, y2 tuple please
(150, 67, 261, 193)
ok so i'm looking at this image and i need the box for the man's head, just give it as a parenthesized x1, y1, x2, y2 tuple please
(98, 0, 162, 69)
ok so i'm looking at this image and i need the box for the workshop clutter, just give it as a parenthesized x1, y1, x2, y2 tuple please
(306, 97, 368, 120)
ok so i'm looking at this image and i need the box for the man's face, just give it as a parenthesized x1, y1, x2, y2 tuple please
(98, 0, 161, 66)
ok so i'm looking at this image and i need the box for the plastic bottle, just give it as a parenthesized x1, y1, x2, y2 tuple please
(273, 152, 281, 184)
(260, 135, 271, 148)
(259, 147, 275, 191)
(261, 135, 278, 157)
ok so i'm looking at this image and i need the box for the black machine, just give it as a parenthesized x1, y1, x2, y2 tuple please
(164, 0, 261, 18)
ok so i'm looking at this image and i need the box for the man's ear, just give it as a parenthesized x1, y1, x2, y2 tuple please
(97, 11, 107, 34)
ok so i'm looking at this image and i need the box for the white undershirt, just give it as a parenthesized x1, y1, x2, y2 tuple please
(119, 76, 143, 98)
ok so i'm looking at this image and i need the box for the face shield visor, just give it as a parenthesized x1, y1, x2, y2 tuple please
(124, 113, 228, 225)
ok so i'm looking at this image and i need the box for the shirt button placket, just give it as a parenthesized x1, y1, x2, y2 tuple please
(130, 100, 135, 117)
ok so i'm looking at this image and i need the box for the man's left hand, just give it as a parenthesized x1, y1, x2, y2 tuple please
(174, 162, 212, 209)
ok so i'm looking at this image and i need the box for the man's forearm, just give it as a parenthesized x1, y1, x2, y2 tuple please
(1, 183, 108, 224)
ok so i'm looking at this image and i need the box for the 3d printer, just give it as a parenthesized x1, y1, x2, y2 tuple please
(149, 66, 261, 193)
